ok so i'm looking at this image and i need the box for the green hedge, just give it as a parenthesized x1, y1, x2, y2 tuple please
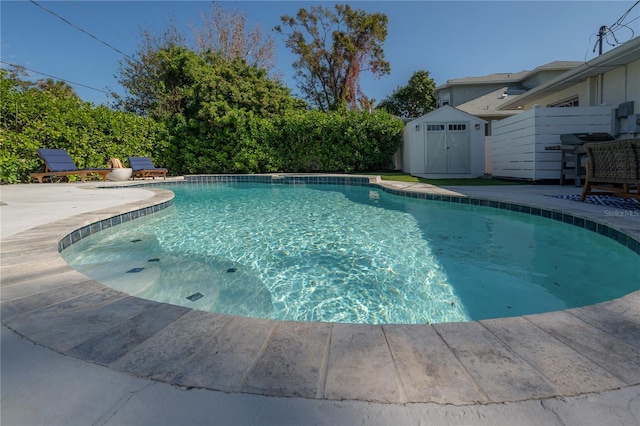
(271, 109, 403, 173)
(1, 72, 167, 183)
(157, 108, 403, 176)
(2, 70, 403, 183)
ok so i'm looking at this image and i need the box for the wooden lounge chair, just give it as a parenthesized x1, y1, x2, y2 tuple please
(30, 148, 113, 183)
(581, 139, 640, 201)
(128, 156, 168, 179)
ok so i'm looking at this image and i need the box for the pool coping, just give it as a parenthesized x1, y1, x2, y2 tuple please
(1, 176, 639, 405)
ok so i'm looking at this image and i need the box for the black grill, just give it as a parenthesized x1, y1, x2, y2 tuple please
(559, 133, 615, 145)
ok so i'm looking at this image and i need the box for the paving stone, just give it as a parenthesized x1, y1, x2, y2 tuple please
(243, 321, 331, 399)
(0, 270, 95, 302)
(2, 229, 59, 240)
(324, 323, 402, 403)
(1, 259, 76, 286)
(433, 321, 557, 402)
(567, 302, 640, 349)
(525, 311, 640, 384)
(0, 280, 104, 320)
(600, 291, 640, 318)
(170, 316, 276, 392)
(5, 225, 79, 246)
(383, 324, 489, 404)
(1, 227, 63, 240)
(0, 246, 58, 265)
(111, 310, 231, 381)
(67, 302, 190, 365)
(4, 290, 150, 352)
(482, 316, 625, 395)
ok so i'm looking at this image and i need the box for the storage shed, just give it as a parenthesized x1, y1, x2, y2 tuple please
(402, 106, 487, 176)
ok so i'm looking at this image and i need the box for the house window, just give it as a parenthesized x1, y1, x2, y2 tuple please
(548, 96, 579, 107)
(439, 92, 450, 107)
(448, 124, 467, 131)
(427, 124, 445, 131)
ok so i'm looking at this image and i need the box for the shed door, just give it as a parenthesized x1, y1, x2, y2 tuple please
(425, 122, 470, 173)
(424, 123, 447, 173)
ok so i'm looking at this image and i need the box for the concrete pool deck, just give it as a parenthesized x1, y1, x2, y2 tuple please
(1, 177, 639, 425)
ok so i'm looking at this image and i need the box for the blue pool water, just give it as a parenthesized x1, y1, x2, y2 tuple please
(62, 183, 640, 325)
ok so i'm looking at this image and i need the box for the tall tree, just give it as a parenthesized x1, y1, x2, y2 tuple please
(114, 20, 187, 115)
(116, 43, 303, 173)
(377, 70, 436, 118)
(276, 4, 390, 112)
(35, 78, 77, 97)
(192, 2, 276, 73)
(115, 4, 279, 112)
(118, 44, 296, 120)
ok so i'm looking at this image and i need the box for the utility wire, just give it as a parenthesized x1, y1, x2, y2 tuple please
(610, 0, 640, 28)
(1, 61, 113, 94)
(591, 0, 639, 53)
(69, 0, 136, 44)
(608, 14, 639, 39)
(29, 0, 139, 64)
(605, 0, 639, 41)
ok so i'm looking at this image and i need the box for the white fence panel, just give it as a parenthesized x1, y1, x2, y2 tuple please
(491, 106, 613, 180)
(492, 108, 537, 180)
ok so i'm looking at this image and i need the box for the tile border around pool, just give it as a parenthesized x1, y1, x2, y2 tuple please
(58, 198, 174, 252)
(3, 177, 639, 406)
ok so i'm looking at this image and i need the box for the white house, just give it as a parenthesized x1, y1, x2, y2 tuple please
(402, 106, 486, 177)
(490, 36, 640, 181)
(499, 37, 640, 125)
(434, 61, 582, 122)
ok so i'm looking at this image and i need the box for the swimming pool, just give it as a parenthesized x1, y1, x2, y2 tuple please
(62, 180, 640, 325)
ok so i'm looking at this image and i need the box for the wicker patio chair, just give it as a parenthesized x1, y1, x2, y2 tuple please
(580, 139, 640, 200)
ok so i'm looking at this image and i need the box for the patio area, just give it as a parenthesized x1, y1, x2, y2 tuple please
(1, 177, 639, 425)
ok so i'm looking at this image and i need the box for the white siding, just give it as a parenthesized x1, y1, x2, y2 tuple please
(626, 60, 640, 106)
(491, 105, 613, 180)
(603, 67, 627, 106)
(484, 136, 493, 174)
(519, 58, 640, 110)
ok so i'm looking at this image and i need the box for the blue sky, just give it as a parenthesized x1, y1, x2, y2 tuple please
(1, 1, 638, 106)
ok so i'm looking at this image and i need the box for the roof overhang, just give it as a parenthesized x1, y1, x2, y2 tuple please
(499, 37, 640, 110)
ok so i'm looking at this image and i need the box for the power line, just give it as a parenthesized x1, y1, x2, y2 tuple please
(610, 0, 640, 28)
(1, 61, 113, 94)
(592, 0, 639, 54)
(608, 14, 639, 39)
(69, 1, 137, 44)
(29, 0, 139, 64)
